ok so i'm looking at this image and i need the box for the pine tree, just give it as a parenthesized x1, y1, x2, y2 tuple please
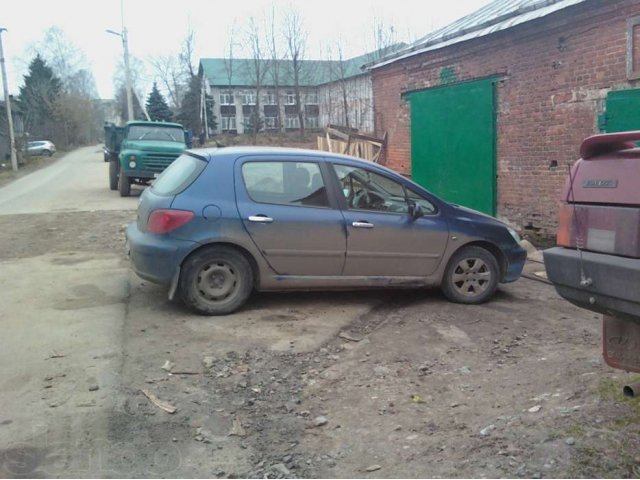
(16, 55, 63, 138)
(177, 75, 217, 140)
(146, 83, 173, 122)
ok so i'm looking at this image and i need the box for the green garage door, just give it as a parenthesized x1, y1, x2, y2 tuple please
(406, 78, 496, 215)
(603, 89, 640, 133)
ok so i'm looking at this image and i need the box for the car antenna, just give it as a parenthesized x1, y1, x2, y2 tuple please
(566, 163, 592, 287)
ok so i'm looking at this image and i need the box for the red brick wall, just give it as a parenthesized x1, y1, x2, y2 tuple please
(373, 0, 640, 239)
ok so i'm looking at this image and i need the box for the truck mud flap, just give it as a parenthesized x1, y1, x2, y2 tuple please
(603, 315, 640, 373)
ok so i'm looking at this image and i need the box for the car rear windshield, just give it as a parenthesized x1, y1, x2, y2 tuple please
(151, 153, 206, 196)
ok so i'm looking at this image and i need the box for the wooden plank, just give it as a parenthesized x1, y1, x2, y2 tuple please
(141, 389, 177, 414)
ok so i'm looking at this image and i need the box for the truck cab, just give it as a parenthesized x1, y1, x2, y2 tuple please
(106, 121, 188, 197)
(544, 131, 640, 374)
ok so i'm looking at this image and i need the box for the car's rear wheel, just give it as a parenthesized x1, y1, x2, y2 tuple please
(42, 149, 52, 157)
(118, 170, 130, 197)
(441, 246, 499, 304)
(180, 246, 254, 315)
(109, 161, 119, 191)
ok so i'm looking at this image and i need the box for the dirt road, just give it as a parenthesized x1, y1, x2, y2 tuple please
(0, 147, 638, 478)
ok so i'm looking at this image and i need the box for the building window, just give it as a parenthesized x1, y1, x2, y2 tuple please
(306, 91, 319, 104)
(264, 117, 278, 130)
(285, 115, 300, 129)
(242, 92, 257, 105)
(263, 92, 277, 105)
(221, 115, 237, 131)
(220, 91, 234, 105)
(306, 116, 319, 129)
(627, 16, 640, 80)
(286, 91, 296, 105)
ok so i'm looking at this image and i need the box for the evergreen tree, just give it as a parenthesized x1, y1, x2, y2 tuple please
(146, 82, 173, 122)
(16, 55, 62, 138)
(177, 75, 217, 140)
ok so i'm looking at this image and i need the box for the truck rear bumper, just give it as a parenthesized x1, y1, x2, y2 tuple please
(543, 247, 640, 320)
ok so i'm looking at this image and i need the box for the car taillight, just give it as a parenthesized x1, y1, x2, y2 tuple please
(147, 209, 194, 234)
(556, 204, 574, 247)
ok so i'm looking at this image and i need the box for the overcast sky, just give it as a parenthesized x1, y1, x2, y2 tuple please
(2, 0, 492, 99)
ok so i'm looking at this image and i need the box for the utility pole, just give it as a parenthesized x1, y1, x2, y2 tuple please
(201, 79, 209, 141)
(0, 28, 17, 171)
(107, 0, 134, 122)
(122, 27, 134, 121)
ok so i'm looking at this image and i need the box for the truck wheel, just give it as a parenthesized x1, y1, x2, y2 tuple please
(441, 246, 499, 304)
(180, 246, 254, 315)
(109, 161, 119, 191)
(118, 170, 131, 197)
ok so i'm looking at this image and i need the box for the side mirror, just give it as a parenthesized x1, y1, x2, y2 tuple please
(409, 202, 424, 220)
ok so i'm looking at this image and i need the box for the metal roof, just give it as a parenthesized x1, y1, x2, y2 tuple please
(370, 0, 589, 69)
(200, 44, 407, 88)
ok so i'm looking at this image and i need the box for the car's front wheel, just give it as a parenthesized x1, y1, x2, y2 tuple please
(441, 246, 499, 304)
(180, 246, 254, 315)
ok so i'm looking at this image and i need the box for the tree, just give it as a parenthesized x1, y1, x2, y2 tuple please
(283, 8, 307, 138)
(16, 55, 62, 140)
(267, 6, 284, 132)
(146, 83, 173, 122)
(149, 55, 185, 109)
(244, 17, 268, 143)
(29, 27, 98, 98)
(177, 75, 216, 140)
(327, 41, 352, 129)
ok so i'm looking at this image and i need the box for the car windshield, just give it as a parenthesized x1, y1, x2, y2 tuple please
(127, 125, 184, 143)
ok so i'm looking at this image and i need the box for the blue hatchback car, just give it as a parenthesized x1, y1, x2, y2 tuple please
(126, 147, 526, 315)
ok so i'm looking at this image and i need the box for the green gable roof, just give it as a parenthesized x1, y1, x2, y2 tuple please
(199, 44, 406, 88)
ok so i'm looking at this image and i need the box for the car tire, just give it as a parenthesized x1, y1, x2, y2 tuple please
(180, 246, 254, 315)
(118, 170, 130, 197)
(441, 246, 499, 304)
(43, 149, 52, 157)
(109, 161, 119, 191)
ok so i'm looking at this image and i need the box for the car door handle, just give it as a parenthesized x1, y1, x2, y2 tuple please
(352, 221, 374, 229)
(248, 215, 274, 223)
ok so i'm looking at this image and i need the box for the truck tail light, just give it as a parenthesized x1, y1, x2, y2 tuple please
(557, 204, 574, 247)
(147, 209, 194, 234)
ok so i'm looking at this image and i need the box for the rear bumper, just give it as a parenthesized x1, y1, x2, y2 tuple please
(126, 222, 196, 286)
(544, 247, 640, 320)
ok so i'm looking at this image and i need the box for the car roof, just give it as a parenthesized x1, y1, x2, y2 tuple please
(189, 146, 402, 177)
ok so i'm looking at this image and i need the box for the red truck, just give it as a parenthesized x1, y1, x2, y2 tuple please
(544, 131, 640, 395)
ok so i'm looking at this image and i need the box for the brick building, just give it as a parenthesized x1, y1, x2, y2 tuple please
(370, 0, 640, 240)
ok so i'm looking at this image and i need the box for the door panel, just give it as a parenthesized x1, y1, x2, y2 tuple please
(407, 78, 496, 215)
(332, 164, 448, 277)
(341, 211, 449, 276)
(234, 158, 346, 276)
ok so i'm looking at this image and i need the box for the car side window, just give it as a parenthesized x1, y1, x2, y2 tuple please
(242, 161, 330, 208)
(333, 164, 436, 215)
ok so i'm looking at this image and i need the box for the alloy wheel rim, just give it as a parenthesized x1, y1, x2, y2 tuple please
(451, 257, 491, 297)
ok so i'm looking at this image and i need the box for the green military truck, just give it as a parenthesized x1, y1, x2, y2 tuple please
(104, 121, 190, 197)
